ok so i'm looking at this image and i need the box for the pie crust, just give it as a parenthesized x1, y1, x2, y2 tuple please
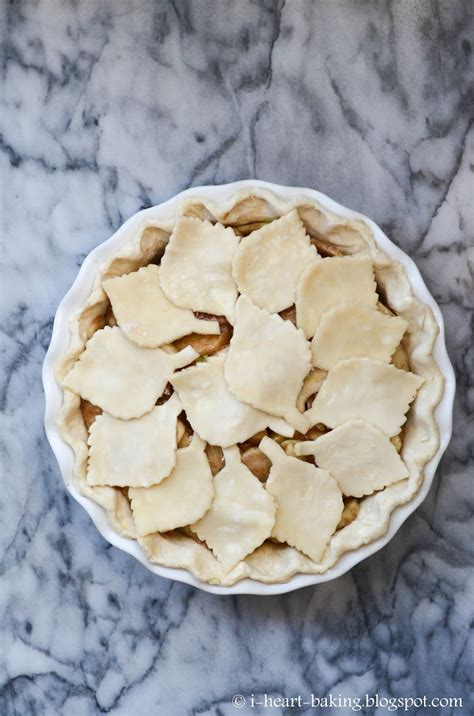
(102, 264, 220, 347)
(87, 394, 182, 488)
(170, 352, 294, 447)
(296, 255, 378, 338)
(232, 209, 318, 313)
(224, 295, 311, 433)
(295, 419, 409, 497)
(56, 188, 444, 586)
(261, 437, 343, 563)
(129, 434, 214, 535)
(306, 357, 424, 437)
(191, 446, 276, 572)
(62, 325, 197, 419)
(311, 303, 408, 369)
(159, 216, 239, 324)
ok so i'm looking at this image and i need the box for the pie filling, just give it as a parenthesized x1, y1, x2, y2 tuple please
(59, 200, 437, 585)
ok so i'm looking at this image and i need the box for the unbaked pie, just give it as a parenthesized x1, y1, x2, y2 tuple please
(57, 189, 444, 586)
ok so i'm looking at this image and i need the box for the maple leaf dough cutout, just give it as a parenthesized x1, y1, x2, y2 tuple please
(159, 216, 239, 324)
(87, 394, 182, 488)
(102, 264, 220, 347)
(311, 303, 408, 369)
(224, 295, 311, 433)
(306, 357, 424, 437)
(170, 352, 294, 447)
(295, 419, 409, 497)
(260, 437, 343, 563)
(191, 446, 276, 572)
(232, 209, 318, 313)
(129, 434, 214, 535)
(296, 255, 377, 338)
(62, 326, 197, 419)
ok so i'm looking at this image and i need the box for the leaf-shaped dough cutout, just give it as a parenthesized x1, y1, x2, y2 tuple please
(102, 265, 220, 347)
(295, 419, 409, 497)
(296, 255, 377, 338)
(191, 446, 276, 572)
(311, 303, 408, 369)
(129, 434, 214, 535)
(260, 437, 343, 563)
(87, 394, 182, 488)
(224, 296, 311, 433)
(306, 357, 424, 437)
(62, 326, 197, 419)
(160, 217, 239, 324)
(232, 210, 318, 313)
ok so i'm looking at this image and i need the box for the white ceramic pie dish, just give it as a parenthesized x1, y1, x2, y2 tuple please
(42, 180, 455, 595)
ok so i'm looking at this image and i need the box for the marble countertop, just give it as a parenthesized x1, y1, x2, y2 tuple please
(1, 1, 473, 714)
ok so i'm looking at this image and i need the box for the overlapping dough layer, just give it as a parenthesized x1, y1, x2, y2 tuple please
(129, 435, 214, 535)
(63, 326, 197, 419)
(160, 217, 239, 324)
(224, 296, 311, 433)
(306, 357, 424, 436)
(232, 209, 318, 313)
(296, 255, 377, 338)
(295, 420, 409, 497)
(102, 264, 220, 347)
(170, 353, 294, 447)
(87, 394, 182, 488)
(192, 447, 276, 572)
(261, 437, 343, 563)
(311, 303, 408, 369)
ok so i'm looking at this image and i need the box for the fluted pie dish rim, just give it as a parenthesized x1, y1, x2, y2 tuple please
(42, 180, 455, 595)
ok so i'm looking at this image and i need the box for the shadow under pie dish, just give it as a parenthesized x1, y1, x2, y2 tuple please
(43, 181, 454, 594)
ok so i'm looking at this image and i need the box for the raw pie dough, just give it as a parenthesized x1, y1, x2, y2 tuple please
(261, 437, 343, 563)
(295, 420, 409, 497)
(191, 446, 276, 572)
(87, 394, 182, 488)
(306, 357, 424, 436)
(311, 303, 408, 369)
(170, 352, 294, 447)
(102, 264, 220, 347)
(56, 188, 443, 588)
(160, 217, 239, 324)
(224, 296, 311, 433)
(296, 255, 377, 338)
(232, 209, 318, 313)
(129, 434, 214, 535)
(63, 326, 197, 419)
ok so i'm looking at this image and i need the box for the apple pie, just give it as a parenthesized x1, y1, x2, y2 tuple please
(56, 189, 444, 585)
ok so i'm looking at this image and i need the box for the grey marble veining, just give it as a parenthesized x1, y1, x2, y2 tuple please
(1, 1, 473, 714)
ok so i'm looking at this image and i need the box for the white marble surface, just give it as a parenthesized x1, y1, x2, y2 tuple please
(1, 1, 473, 714)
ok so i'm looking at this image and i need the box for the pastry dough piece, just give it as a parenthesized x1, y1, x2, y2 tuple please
(306, 357, 424, 437)
(62, 326, 197, 419)
(87, 394, 182, 488)
(296, 255, 377, 338)
(311, 303, 408, 369)
(102, 265, 220, 347)
(129, 435, 214, 535)
(295, 420, 409, 497)
(191, 447, 276, 572)
(170, 353, 294, 447)
(224, 296, 311, 433)
(260, 437, 343, 563)
(160, 217, 239, 324)
(232, 210, 318, 313)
